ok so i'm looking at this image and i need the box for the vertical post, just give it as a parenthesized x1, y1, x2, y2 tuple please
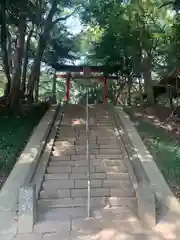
(83, 66, 91, 218)
(52, 73, 57, 104)
(86, 87, 91, 218)
(18, 185, 36, 233)
(65, 73, 70, 102)
(103, 76, 108, 103)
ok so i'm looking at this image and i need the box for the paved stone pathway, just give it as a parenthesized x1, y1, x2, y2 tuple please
(14, 104, 161, 240)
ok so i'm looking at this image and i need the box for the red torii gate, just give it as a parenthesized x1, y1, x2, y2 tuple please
(54, 65, 118, 103)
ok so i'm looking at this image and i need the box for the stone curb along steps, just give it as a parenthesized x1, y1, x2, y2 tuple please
(112, 105, 180, 238)
(0, 104, 61, 239)
(107, 104, 156, 228)
(17, 104, 65, 234)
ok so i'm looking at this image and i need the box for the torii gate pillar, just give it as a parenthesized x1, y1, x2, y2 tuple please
(103, 76, 108, 102)
(65, 73, 70, 102)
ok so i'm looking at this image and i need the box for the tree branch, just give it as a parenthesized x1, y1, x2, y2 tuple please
(52, 7, 80, 25)
(160, 1, 173, 8)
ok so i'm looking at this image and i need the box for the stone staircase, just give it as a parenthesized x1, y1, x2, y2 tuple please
(35, 104, 152, 239)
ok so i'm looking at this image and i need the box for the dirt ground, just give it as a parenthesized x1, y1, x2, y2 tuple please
(132, 104, 180, 139)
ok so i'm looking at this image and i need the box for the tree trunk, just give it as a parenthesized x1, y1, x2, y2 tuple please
(27, 36, 45, 103)
(138, 77, 143, 104)
(0, 6, 11, 96)
(7, 29, 12, 75)
(143, 54, 155, 105)
(127, 75, 132, 106)
(27, 0, 61, 103)
(51, 74, 57, 103)
(114, 82, 126, 105)
(21, 27, 34, 95)
(34, 75, 40, 102)
(8, 16, 26, 107)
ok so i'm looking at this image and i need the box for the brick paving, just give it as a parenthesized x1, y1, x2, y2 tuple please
(13, 104, 161, 240)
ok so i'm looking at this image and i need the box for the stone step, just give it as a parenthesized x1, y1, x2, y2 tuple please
(96, 154, 123, 159)
(70, 155, 96, 160)
(110, 188, 135, 197)
(50, 155, 71, 161)
(74, 179, 103, 188)
(71, 188, 110, 197)
(53, 141, 75, 147)
(103, 179, 132, 188)
(54, 139, 75, 144)
(53, 146, 76, 154)
(37, 207, 87, 222)
(43, 179, 74, 189)
(75, 149, 99, 155)
(49, 161, 74, 167)
(51, 150, 74, 156)
(74, 145, 99, 150)
(97, 140, 119, 145)
(43, 179, 116, 190)
(69, 172, 129, 180)
(74, 143, 98, 147)
(98, 149, 122, 154)
(40, 187, 135, 200)
(107, 172, 130, 180)
(38, 198, 84, 208)
(56, 134, 76, 139)
(49, 159, 101, 167)
(55, 137, 76, 141)
(76, 137, 97, 142)
(75, 140, 97, 145)
(45, 172, 130, 180)
(47, 166, 72, 174)
(37, 198, 85, 209)
(76, 205, 138, 221)
(70, 220, 152, 238)
(69, 173, 106, 180)
(38, 197, 137, 209)
(39, 189, 70, 199)
(98, 144, 120, 149)
(95, 165, 127, 173)
(44, 174, 69, 180)
(73, 159, 101, 166)
(102, 159, 125, 166)
(42, 178, 131, 191)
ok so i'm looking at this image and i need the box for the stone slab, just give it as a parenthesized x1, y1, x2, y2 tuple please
(137, 183, 156, 227)
(42, 232, 69, 240)
(38, 198, 85, 208)
(44, 174, 69, 180)
(14, 233, 42, 240)
(71, 188, 110, 197)
(18, 185, 36, 233)
(43, 180, 74, 189)
(40, 189, 70, 199)
(69, 173, 106, 180)
(75, 179, 103, 188)
(34, 219, 70, 233)
(47, 166, 72, 174)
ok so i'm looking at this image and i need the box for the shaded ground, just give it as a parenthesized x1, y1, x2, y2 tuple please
(0, 103, 48, 188)
(124, 104, 180, 199)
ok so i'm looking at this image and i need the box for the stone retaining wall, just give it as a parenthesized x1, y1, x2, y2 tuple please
(112, 105, 180, 225)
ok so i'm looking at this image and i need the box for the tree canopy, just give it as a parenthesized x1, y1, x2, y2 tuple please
(0, 0, 180, 108)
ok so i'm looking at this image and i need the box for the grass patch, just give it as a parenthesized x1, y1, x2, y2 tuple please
(0, 103, 48, 184)
(124, 106, 180, 194)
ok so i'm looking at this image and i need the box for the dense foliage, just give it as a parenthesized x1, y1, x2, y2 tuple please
(0, 0, 81, 108)
(76, 0, 180, 106)
(0, 0, 180, 107)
